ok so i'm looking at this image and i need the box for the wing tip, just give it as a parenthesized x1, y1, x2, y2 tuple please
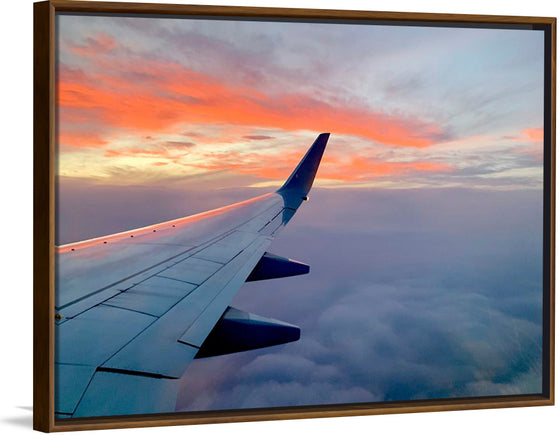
(277, 132, 330, 199)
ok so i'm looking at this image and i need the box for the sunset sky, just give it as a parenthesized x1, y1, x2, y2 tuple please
(56, 14, 544, 190)
(55, 13, 546, 411)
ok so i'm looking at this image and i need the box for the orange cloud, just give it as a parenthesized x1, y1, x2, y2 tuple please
(180, 151, 453, 183)
(318, 156, 454, 182)
(506, 127, 543, 161)
(523, 128, 543, 142)
(58, 131, 108, 148)
(512, 127, 544, 161)
(102, 140, 195, 161)
(57, 59, 448, 148)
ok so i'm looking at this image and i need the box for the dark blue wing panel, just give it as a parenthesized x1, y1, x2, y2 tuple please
(277, 132, 329, 209)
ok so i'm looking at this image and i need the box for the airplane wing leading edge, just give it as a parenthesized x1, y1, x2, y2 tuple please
(54, 133, 329, 418)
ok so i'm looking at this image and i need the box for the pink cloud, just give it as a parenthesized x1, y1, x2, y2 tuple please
(57, 57, 449, 149)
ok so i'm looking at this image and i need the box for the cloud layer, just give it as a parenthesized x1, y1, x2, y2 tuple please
(53, 179, 544, 411)
(172, 187, 542, 411)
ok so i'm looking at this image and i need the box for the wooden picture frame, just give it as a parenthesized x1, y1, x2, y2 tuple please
(34, 0, 556, 432)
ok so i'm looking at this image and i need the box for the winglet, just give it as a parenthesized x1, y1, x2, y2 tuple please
(277, 133, 329, 209)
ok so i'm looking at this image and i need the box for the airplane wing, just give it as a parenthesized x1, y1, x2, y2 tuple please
(54, 133, 329, 418)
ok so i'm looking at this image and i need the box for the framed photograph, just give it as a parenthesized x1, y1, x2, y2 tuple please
(33, 0, 556, 432)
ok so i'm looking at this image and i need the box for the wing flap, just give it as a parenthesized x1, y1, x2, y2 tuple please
(73, 371, 180, 418)
(57, 287, 122, 320)
(101, 237, 270, 378)
(102, 276, 197, 317)
(56, 243, 194, 309)
(177, 237, 269, 347)
(191, 229, 262, 264)
(157, 256, 222, 285)
(55, 305, 156, 366)
(192, 244, 242, 264)
(55, 364, 97, 415)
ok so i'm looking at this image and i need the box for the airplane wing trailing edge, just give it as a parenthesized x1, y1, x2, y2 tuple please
(54, 133, 329, 418)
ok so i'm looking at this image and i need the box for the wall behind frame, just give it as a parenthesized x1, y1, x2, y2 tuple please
(1, 0, 556, 434)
